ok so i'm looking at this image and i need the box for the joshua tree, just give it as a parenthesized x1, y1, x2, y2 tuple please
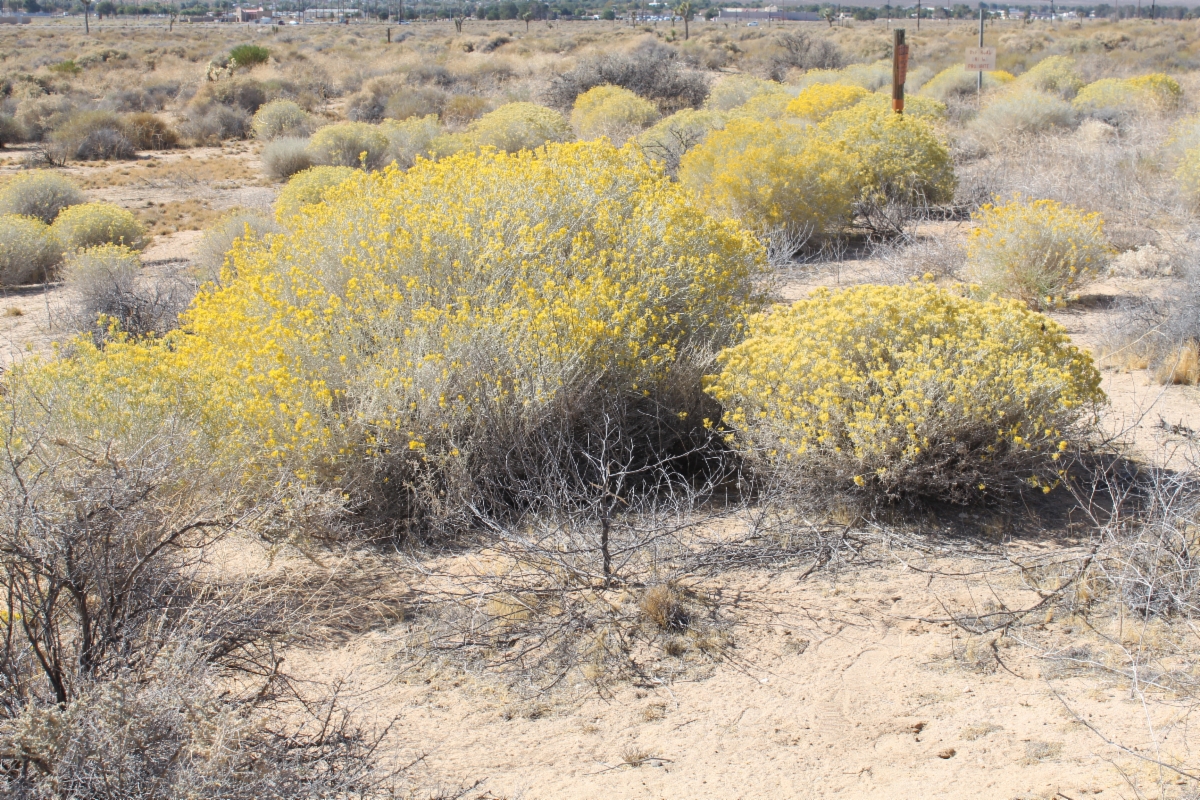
(676, 1, 690, 38)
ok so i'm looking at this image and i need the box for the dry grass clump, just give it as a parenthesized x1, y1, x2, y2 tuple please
(51, 201, 148, 251)
(705, 282, 1104, 504)
(49, 110, 137, 161)
(0, 214, 62, 286)
(0, 170, 84, 223)
(965, 194, 1109, 309)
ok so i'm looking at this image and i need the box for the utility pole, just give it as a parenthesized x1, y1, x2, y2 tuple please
(916, 0, 920, 30)
(977, 5, 984, 94)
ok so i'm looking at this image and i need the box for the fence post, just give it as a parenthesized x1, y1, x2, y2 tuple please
(892, 28, 907, 114)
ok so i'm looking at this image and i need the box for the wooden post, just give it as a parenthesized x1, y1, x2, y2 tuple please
(892, 28, 907, 114)
(386, 25, 391, 41)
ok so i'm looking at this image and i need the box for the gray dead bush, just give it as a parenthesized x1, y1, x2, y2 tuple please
(49, 110, 136, 161)
(61, 244, 194, 338)
(262, 136, 314, 180)
(546, 42, 710, 114)
(179, 102, 251, 144)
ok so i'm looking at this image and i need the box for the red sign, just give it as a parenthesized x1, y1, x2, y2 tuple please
(896, 44, 909, 84)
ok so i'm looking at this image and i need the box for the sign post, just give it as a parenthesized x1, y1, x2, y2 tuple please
(892, 28, 908, 114)
(966, 7, 995, 97)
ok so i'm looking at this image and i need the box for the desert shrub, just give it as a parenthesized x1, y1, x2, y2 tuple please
(0, 170, 84, 223)
(252, 99, 310, 140)
(757, 31, 846, 82)
(1073, 74, 1182, 122)
(383, 86, 449, 122)
(972, 90, 1076, 140)
(192, 210, 280, 285)
(49, 110, 136, 161)
(179, 102, 251, 144)
(1016, 55, 1085, 99)
(546, 46, 709, 113)
(819, 103, 955, 205)
(380, 114, 441, 169)
(860, 91, 947, 121)
(919, 66, 1015, 101)
(0, 214, 62, 285)
(635, 108, 726, 174)
(306, 122, 389, 170)
(706, 75, 788, 112)
(965, 195, 1109, 309)
(0, 113, 21, 147)
(274, 165, 357, 221)
(705, 282, 1104, 503)
(793, 62, 892, 91)
(571, 84, 659, 142)
(42, 141, 763, 534)
(62, 244, 192, 338)
(1101, 268, 1200, 385)
(726, 90, 794, 121)
(678, 116, 859, 235)
(229, 43, 271, 69)
(262, 136, 314, 180)
(120, 112, 179, 150)
(786, 83, 869, 121)
(442, 94, 491, 127)
(193, 79, 268, 114)
(14, 94, 76, 141)
(438, 102, 572, 155)
(51, 202, 148, 251)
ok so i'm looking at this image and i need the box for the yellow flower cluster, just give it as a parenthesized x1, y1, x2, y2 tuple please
(704, 282, 1104, 502)
(679, 98, 954, 234)
(17, 141, 765, 501)
(966, 194, 1109, 309)
(51, 202, 147, 252)
(786, 84, 869, 121)
(432, 102, 572, 156)
(1015, 55, 1085, 98)
(274, 166, 358, 222)
(571, 85, 659, 141)
(1073, 73, 1182, 118)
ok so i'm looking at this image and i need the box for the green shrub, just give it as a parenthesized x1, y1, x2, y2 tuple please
(0, 214, 63, 285)
(229, 44, 271, 69)
(274, 166, 357, 221)
(262, 136, 314, 180)
(0, 170, 85, 223)
(571, 85, 659, 143)
(704, 282, 1105, 503)
(51, 202, 148, 251)
(251, 99, 310, 140)
(966, 195, 1109, 309)
(306, 122, 390, 170)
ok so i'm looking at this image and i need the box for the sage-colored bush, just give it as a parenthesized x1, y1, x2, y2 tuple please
(0, 214, 63, 285)
(0, 170, 85, 223)
(51, 202, 148, 251)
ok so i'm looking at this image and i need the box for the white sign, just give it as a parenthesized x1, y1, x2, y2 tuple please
(965, 46, 997, 71)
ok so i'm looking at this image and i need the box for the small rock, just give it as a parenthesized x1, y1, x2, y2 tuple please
(938, 748, 956, 759)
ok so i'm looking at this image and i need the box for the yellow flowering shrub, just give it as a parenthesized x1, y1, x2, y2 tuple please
(919, 66, 1014, 101)
(432, 102, 572, 156)
(819, 103, 955, 204)
(861, 91, 946, 121)
(705, 283, 1104, 503)
(786, 84, 869, 122)
(1016, 55, 1085, 99)
(706, 75, 789, 112)
(306, 122, 390, 169)
(794, 63, 892, 92)
(966, 195, 1109, 309)
(727, 91, 794, 121)
(50, 202, 147, 251)
(379, 114, 441, 169)
(571, 85, 659, 142)
(678, 116, 860, 234)
(0, 214, 62, 285)
(274, 166, 357, 222)
(635, 108, 726, 173)
(0, 170, 85, 224)
(25, 141, 764, 530)
(1073, 74, 1182, 120)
